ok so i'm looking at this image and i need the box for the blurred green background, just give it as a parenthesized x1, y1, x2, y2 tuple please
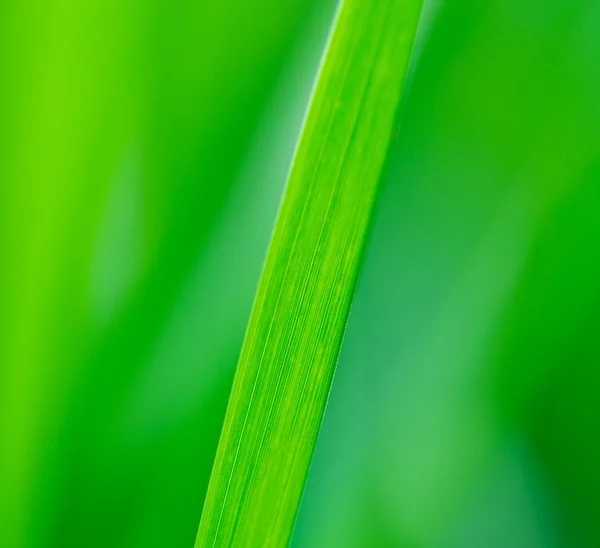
(2, 0, 600, 546)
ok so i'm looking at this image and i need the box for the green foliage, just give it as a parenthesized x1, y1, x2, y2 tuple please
(195, 1, 423, 546)
(3, 0, 600, 547)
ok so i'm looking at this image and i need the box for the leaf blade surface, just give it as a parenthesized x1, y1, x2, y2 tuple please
(196, 1, 423, 545)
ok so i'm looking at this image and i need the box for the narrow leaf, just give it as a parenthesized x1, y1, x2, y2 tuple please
(196, 0, 423, 545)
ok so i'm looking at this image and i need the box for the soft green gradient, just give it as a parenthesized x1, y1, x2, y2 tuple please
(0, 0, 335, 546)
(295, 1, 600, 547)
(1, 0, 600, 547)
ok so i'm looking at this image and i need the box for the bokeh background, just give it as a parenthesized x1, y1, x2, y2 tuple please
(2, 0, 600, 546)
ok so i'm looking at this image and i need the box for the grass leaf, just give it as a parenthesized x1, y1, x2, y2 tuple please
(195, 0, 423, 545)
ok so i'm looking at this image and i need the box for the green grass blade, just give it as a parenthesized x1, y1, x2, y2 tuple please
(195, 0, 423, 546)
